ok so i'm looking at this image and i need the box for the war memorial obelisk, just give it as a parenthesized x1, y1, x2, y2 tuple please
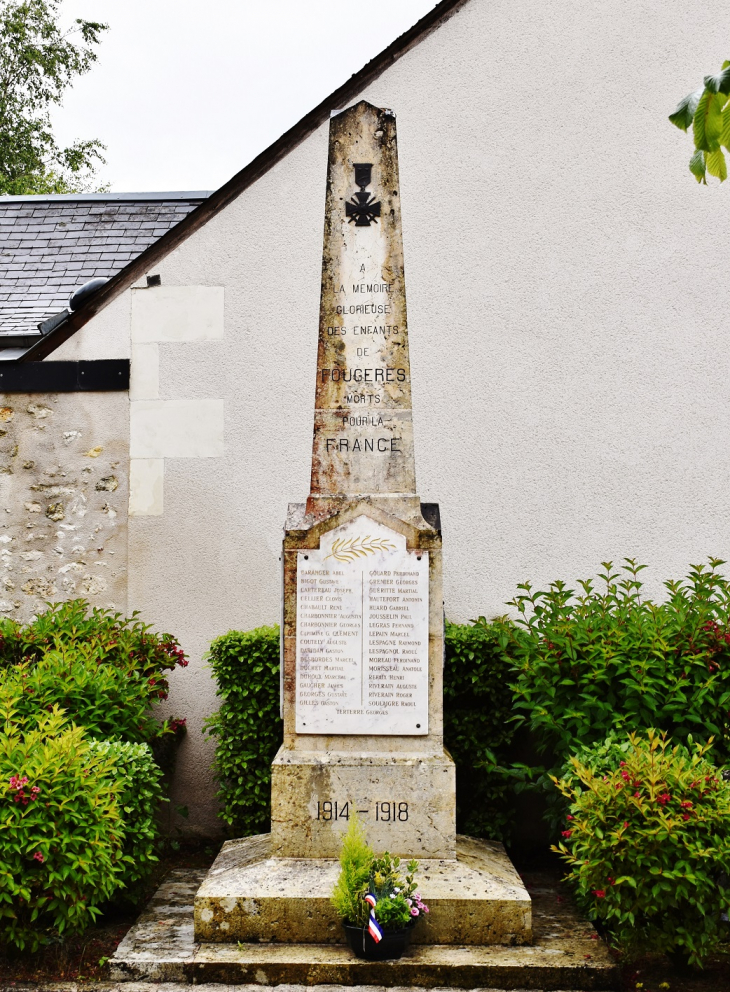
(194, 102, 531, 958)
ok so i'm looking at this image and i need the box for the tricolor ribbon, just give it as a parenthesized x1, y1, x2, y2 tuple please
(364, 892, 383, 943)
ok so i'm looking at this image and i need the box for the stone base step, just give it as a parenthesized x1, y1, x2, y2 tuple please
(190, 941, 616, 989)
(110, 869, 618, 990)
(195, 834, 532, 945)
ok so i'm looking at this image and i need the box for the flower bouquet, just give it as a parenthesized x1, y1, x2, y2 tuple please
(331, 814, 429, 960)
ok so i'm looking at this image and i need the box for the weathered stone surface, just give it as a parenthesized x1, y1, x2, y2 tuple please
(191, 943, 616, 989)
(194, 835, 529, 946)
(3, 982, 615, 992)
(6, 981, 621, 992)
(1, 986, 270, 992)
(110, 869, 205, 982)
(279, 497, 452, 862)
(275, 110, 453, 877)
(270, 751, 455, 859)
(0, 392, 128, 620)
(190, 101, 525, 964)
(282, 501, 445, 757)
(113, 864, 617, 989)
(309, 102, 415, 509)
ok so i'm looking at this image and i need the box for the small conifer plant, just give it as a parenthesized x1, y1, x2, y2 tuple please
(331, 813, 373, 927)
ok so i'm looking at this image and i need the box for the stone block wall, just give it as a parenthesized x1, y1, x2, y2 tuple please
(0, 392, 129, 621)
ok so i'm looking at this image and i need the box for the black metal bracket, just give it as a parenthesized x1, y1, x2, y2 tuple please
(0, 359, 130, 393)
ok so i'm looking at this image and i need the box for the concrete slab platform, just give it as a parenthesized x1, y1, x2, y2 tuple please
(110, 868, 618, 989)
(194, 834, 531, 946)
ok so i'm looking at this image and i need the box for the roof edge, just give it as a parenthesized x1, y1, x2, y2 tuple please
(1, 191, 212, 202)
(19, 0, 471, 363)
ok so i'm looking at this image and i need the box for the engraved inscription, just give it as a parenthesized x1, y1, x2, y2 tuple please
(296, 516, 429, 735)
(315, 799, 409, 821)
(310, 104, 415, 497)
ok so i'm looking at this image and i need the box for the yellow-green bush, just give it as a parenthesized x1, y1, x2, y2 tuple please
(86, 739, 165, 902)
(0, 704, 124, 950)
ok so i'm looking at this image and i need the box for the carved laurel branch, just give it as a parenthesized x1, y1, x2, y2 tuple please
(323, 535, 396, 563)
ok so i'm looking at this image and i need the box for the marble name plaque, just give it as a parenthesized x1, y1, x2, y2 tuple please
(296, 516, 429, 735)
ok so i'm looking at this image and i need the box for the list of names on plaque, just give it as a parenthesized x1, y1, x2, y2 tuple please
(296, 516, 429, 735)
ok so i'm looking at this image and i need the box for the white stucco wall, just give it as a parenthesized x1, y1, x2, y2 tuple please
(56, 0, 730, 833)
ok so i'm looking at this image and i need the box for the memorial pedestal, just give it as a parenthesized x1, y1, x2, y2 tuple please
(271, 749, 456, 858)
(192, 493, 532, 950)
(194, 834, 532, 947)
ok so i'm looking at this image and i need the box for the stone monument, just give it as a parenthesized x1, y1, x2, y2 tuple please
(195, 101, 530, 953)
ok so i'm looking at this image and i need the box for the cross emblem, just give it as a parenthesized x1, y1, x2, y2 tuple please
(345, 163, 381, 227)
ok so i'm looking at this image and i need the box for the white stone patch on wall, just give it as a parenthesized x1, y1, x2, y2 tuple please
(81, 574, 108, 596)
(130, 399, 224, 460)
(131, 286, 224, 343)
(129, 458, 165, 516)
(130, 343, 160, 400)
(0, 392, 129, 622)
(126, 285, 225, 516)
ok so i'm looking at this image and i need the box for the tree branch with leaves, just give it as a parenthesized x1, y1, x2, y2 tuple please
(670, 61, 730, 184)
(0, 0, 107, 195)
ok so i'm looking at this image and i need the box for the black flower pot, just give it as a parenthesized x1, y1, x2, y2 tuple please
(343, 920, 416, 960)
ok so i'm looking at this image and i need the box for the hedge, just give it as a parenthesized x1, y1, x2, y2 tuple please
(443, 618, 517, 839)
(508, 558, 730, 830)
(86, 739, 165, 901)
(204, 626, 282, 835)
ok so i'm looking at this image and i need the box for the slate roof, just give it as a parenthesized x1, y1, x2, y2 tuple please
(0, 192, 209, 343)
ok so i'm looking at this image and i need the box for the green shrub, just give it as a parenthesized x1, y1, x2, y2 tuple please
(86, 740, 165, 900)
(553, 730, 730, 967)
(204, 625, 282, 835)
(443, 618, 517, 840)
(4, 650, 156, 744)
(509, 558, 730, 778)
(0, 600, 188, 744)
(0, 703, 124, 951)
